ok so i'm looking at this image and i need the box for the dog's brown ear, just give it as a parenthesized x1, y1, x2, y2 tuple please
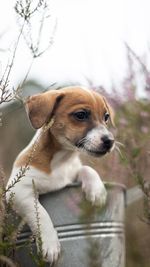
(25, 90, 64, 129)
(103, 97, 115, 127)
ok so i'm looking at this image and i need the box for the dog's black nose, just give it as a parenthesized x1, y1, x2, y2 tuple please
(101, 135, 114, 150)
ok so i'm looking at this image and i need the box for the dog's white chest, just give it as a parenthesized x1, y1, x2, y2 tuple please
(32, 151, 82, 194)
(50, 151, 81, 188)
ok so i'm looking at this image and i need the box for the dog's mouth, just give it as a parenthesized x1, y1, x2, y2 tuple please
(65, 137, 115, 157)
(84, 148, 108, 157)
(75, 141, 113, 157)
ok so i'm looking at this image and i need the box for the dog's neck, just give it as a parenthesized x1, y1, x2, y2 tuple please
(15, 129, 76, 174)
(36, 130, 61, 154)
(28, 130, 62, 173)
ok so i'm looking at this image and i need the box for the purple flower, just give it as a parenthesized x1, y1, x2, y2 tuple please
(141, 126, 149, 133)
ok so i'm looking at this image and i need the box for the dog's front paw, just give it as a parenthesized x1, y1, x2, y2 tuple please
(82, 180, 107, 206)
(38, 228, 61, 265)
(80, 166, 107, 207)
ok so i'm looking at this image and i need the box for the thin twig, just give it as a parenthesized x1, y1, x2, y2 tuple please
(4, 22, 25, 89)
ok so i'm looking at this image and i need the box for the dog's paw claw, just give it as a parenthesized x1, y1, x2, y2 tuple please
(83, 182, 107, 207)
(38, 229, 61, 265)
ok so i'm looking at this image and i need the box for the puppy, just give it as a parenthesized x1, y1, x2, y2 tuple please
(6, 86, 115, 264)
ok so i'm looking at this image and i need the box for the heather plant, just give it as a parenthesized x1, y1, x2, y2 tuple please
(117, 101, 150, 230)
(0, 1, 150, 266)
(0, 165, 48, 267)
(82, 47, 150, 267)
(0, 165, 24, 267)
(29, 180, 46, 267)
(0, 114, 55, 266)
(0, 0, 56, 266)
(0, 0, 56, 105)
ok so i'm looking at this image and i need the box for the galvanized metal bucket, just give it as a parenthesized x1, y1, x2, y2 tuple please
(16, 182, 126, 267)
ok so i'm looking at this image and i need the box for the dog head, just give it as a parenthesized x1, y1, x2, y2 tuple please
(26, 86, 115, 157)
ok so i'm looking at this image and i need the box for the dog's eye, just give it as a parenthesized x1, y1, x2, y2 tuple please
(73, 110, 90, 121)
(104, 112, 110, 123)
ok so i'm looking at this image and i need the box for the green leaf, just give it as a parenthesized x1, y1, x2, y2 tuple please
(131, 148, 141, 158)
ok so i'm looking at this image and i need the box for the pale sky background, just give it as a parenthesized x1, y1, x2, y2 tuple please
(0, 0, 150, 97)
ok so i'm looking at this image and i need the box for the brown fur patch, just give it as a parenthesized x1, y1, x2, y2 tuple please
(16, 86, 114, 174)
(15, 131, 61, 173)
(26, 91, 65, 129)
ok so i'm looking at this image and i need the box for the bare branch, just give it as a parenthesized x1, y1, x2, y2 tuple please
(0, 22, 25, 105)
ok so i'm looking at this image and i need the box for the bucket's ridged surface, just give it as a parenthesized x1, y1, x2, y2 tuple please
(16, 182, 126, 267)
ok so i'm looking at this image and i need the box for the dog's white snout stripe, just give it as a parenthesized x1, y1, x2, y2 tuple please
(84, 125, 114, 151)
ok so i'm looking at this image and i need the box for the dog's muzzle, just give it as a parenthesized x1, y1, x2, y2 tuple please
(101, 135, 115, 151)
(75, 133, 115, 157)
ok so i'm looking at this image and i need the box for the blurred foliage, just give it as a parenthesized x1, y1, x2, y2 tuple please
(114, 99, 150, 267)
(82, 95, 150, 267)
(116, 99, 150, 184)
(1, 78, 150, 266)
(82, 98, 150, 189)
(1, 1, 150, 263)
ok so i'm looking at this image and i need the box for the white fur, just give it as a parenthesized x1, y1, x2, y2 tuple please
(6, 147, 107, 263)
(85, 125, 114, 151)
(78, 166, 107, 206)
(6, 87, 112, 264)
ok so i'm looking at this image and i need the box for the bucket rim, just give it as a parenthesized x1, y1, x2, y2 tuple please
(65, 181, 126, 193)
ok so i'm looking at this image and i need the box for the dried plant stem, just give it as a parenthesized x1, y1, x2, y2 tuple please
(0, 255, 17, 267)
(0, 21, 25, 105)
(15, 57, 35, 103)
(4, 22, 25, 89)
(4, 165, 29, 194)
(0, 0, 55, 105)
(10, 219, 25, 243)
(0, 164, 6, 190)
(5, 117, 55, 196)
(36, 2, 46, 53)
(125, 42, 149, 76)
(32, 179, 46, 266)
(141, 181, 150, 225)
